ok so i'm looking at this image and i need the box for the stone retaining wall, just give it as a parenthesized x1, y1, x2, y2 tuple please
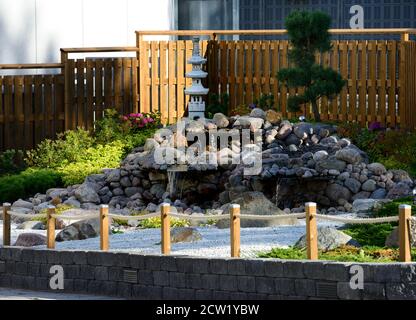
(1, 247, 415, 300)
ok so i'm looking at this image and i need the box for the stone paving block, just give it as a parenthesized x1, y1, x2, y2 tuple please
(210, 259, 229, 275)
(229, 292, 248, 300)
(185, 273, 202, 289)
(386, 282, 416, 300)
(264, 260, 283, 278)
(46, 251, 61, 264)
(64, 265, 80, 279)
(219, 275, 238, 291)
(372, 264, 402, 283)
(114, 252, 131, 268)
(337, 282, 362, 300)
(130, 254, 145, 270)
(160, 256, 177, 272)
(117, 282, 132, 299)
(33, 250, 48, 264)
(144, 256, 161, 271)
(325, 263, 351, 282)
(80, 265, 95, 280)
(237, 276, 256, 293)
(363, 283, 386, 300)
(282, 261, 304, 278)
(303, 261, 328, 280)
(0, 261, 5, 273)
(246, 293, 268, 300)
(138, 270, 153, 285)
(60, 251, 74, 265)
(108, 266, 123, 282)
(256, 276, 275, 294)
(201, 274, 219, 290)
(275, 278, 296, 296)
(195, 289, 213, 300)
(245, 259, 265, 276)
(169, 272, 186, 288)
(153, 270, 170, 287)
(162, 287, 179, 300)
(191, 258, 210, 274)
(94, 266, 109, 281)
(227, 259, 246, 276)
(212, 290, 231, 299)
(176, 258, 194, 273)
(35, 277, 49, 291)
(74, 279, 88, 292)
(133, 285, 162, 299)
(87, 252, 103, 266)
(72, 251, 87, 265)
(15, 262, 28, 275)
(295, 279, 316, 297)
(27, 263, 40, 277)
(21, 250, 34, 263)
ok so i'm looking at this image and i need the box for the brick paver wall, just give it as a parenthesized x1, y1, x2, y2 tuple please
(1, 247, 416, 300)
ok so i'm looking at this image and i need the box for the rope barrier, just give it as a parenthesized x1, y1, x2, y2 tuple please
(169, 213, 230, 221)
(240, 212, 306, 220)
(315, 214, 399, 224)
(52, 213, 100, 220)
(108, 212, 160, 221)
(7, 211, 47, 219)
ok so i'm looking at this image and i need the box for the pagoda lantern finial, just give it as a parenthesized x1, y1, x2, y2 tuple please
(185, 37, 209, 120)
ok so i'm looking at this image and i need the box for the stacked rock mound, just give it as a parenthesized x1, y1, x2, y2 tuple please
(20, 108, 414, 217)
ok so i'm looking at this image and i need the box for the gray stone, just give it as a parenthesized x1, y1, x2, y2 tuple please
(276, 123, 292, 140)
(335, 148, 362, 164)
(344, 178, 361, 193)
(217, 192, 297, 228)
(352, 199, 388, 213)
(74, 184, 100, 204)
(12, 200, 34, 210)
(106, 169, 121, 183)
(144, 138, 159, 152)
(368, 163, 387, 176)
(285, 134, 301, 146)
(295, 227, 355, 251)
(171, 228, 202, 243)
(385, 223, 416, 248)
(315, 158, 347, 173)
(371, 189, 387, 199)
(313, 151, 329, 162)
(387, 182, 413, 200)
(55, 218, 104, 242)
(250, 108, 266, 120)
(326, 184, 352, 202)
(14, 233, 47, 247)
(362, 179, 377, 192)
(16, 221, 45, 230)
(233, 116, 264, 131)
(213, 113, 229, 128)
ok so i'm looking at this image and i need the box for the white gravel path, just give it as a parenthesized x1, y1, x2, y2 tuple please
(1, 218, 345, 258)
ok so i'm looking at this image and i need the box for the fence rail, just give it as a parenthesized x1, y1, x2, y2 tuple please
(2, 202, 413, 263)
(1, 29, 416, 152)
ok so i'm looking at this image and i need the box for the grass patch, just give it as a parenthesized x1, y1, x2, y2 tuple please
(31, 204, 74, 224)
(259, 246, 416, 263)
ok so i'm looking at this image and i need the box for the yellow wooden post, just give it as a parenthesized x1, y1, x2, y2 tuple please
(306, 202, 318, 260)
(47, 206, 56, 249)
(161, 203, 171, 255)
(401, 33, 410, 42)
(2, 203, 11, 246)
(230, 204, 241, 258)
(100, 205, 109, 251)
(399, 204, 412, 262)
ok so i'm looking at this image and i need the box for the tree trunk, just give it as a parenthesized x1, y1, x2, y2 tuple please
(311, 100, 321, 122)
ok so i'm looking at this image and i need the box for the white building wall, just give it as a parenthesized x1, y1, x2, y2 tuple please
(0, 0, 174, 64)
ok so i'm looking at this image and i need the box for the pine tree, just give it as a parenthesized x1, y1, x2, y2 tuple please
(277, 11, 346, 122)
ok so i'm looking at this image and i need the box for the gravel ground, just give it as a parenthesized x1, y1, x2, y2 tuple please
(0, 218, 345, 258)
(0, 288, 120, 300)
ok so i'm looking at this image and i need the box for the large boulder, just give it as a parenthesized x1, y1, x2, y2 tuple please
(385, 223, 416, 248)
(74, 184, 100, 204)
(250, 108, 266, 120)
(295, 227, 359, 251)
(171, 227, 202, 243)
(12, 199, 34, 210)
(352, 199, 390, 213)
(367, 163, 387, 176)
(325, 183, 352, 202)
(55, 218, 105, 242)
(14, 233, 47, 247)
(335, 148, 362, 164)
(233, 116, 264, 131)
(315, 158, 347, 172)
(387, 182, 413, 200)
(213, 113, 229, 128)
(216, 192, 298, 228)
(265, 110, 281, 125)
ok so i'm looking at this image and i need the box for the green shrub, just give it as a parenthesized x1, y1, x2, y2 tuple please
(32, 204, 74, 224)
(259, 246, 414, 263)
(374, 197, 415, 218)
(58, 141, 125, 186)
(25, 128, 95, 169)
(139, 217, 190, 229)
(206, 93, 229, 118)
(0, 149, 26, 176)
(343, 224, 395, 247)
(0, 169, 62, 203)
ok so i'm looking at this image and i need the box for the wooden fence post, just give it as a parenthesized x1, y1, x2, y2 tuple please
(306, 202, 318, 260)
(100, 205, 109, 251)
(161, 203, 171, 255)
(2, 203, 11, 246)
(47, 206, 56, 249)
(399, 204, 412, 262)
(230, 204, 241, 258)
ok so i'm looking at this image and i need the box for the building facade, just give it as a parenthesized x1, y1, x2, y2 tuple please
(177, 0, 416, 30)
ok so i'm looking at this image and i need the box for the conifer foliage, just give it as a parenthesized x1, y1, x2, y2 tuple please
(277, 11, 346, 122)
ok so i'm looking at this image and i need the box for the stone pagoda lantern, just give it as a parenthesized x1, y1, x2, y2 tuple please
(185, 37, 209, 120)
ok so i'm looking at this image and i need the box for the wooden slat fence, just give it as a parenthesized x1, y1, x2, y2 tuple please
(1, 30, 416, 152)
(0, 73, 64, 151)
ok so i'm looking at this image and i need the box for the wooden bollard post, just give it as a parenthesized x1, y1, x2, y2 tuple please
(230, 204, 241, 258)
(399, 204, 412, 262)
(2, 203, 11, 246)
(100, 205, 109, 251)
(47, 206, 56, 249)
(306, 202, 318, 260)
(161, 203, 171, 255)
